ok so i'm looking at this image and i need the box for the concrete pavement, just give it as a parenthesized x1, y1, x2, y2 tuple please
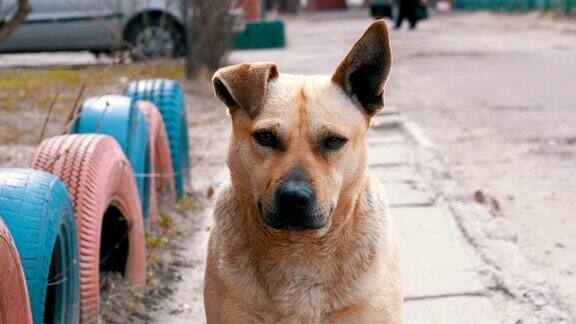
(371, 110, 572, 323)
(368, 113, 501, 323)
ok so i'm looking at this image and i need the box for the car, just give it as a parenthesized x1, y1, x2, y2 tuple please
(0, 0, 244, 59)
(370, 0, 398, 20)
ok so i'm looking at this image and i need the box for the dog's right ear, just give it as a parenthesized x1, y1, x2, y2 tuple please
(212, 62, 279, 118)
(332, 20, 392, 116)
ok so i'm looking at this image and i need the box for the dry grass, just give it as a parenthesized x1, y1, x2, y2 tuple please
(0, 59, 185, 145)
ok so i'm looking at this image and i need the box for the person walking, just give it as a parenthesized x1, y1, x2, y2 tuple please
(395, 0, 421, 30)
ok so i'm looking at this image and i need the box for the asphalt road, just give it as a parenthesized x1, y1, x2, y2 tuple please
(386, 12, 576, 317)
(231, 10, 576, 317)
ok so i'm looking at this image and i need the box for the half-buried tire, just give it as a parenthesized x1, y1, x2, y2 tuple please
(0, 168, 79, 324)
(0, 218, 32, 324)
(71, 95, 151, 222)
(125, 79, 191, 198)
(31, 134, 146, 322)
(137, 101, 176, 224)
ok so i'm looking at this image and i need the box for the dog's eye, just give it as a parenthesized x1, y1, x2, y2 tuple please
(323, 136, 347, 150)
(253, 131, 278, 148)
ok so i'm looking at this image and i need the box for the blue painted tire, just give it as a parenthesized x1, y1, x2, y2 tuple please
(0, 169, 80, 324)
(125, 79, 191, 198)
(72, 95, 151, 221)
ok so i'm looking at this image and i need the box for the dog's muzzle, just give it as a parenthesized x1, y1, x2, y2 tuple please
(265, 172, 324, 231)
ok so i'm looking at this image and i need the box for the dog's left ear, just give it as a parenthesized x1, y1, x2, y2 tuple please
(332, 20, 392, 116)
(212, 62, 279, 118)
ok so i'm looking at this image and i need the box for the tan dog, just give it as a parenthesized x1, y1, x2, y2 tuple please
(204, 20, 402, 323)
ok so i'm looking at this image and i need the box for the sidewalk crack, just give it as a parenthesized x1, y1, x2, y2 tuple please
(404, 291, 486, 302)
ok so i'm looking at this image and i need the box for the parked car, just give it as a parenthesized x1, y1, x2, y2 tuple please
(0, 0, 244, 59)
(370, 0, 398, 20)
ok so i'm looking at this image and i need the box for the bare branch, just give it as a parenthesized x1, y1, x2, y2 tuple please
(183, 0, 236, 79)
(0, 0, 31, 42)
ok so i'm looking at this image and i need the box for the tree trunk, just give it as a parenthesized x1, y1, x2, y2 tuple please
(183, 0, 235, 80)
(182, 0, 199, 79)
(0, 0, 31, 42)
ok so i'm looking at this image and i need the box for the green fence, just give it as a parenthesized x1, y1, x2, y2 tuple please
(460, 0, 575, 15)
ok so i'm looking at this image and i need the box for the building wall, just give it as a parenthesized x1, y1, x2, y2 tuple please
(238, 0, 261, 20)
(305, 0, 348, 10)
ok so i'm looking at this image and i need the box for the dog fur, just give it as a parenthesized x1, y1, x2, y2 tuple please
(204, 20, 403, 323)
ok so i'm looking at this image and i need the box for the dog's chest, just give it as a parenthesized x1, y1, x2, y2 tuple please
(272, 265, 334, 312)
(255, 254, 380, 321)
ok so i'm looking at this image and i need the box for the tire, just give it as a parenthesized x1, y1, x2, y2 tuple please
(0, 218, 32, 324)
(125, 13, 185, 60)
(72, 95, 151, 222)
(0, 169, 79, 324)
(31, 134, 147, 322)
(136, 101, 176, 224)
(125, 79, 191, 199)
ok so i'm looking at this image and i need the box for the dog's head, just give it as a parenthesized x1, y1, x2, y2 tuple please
(213, 21, 392, 233)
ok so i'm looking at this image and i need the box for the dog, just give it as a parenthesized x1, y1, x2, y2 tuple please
(204, 20, 402, 323)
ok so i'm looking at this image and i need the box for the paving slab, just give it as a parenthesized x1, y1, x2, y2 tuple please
(367, 132, 407, 145)
(396, 228, 473, 272)
(370, 165, 420, 183)
(381, 181, 438, 207)
(370, 114, 404, 130)
(393, 205, 485, 295)
(394, 195, 499, 319)
(402, 268, 485, 299)
(403, 296, 500, 324)
(368, 144, 412, 166)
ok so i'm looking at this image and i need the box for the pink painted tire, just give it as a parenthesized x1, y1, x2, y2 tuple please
(31, 134, 146, 323)
(137, 101, 176, 224)
(0, 218, 32, 324)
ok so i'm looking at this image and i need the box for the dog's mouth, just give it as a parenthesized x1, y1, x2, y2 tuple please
(268, 218, 325, 231)
(257, 199, 326, 232)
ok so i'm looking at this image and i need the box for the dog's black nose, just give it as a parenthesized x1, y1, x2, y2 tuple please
(267, 176, 324, 231)
(264, 167, 325, 231)
(278, 181, 314, 211)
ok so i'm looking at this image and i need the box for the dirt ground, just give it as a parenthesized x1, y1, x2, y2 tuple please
(0, 66, 227, 321)
(0, 60, 184, 146)
(97, 78, 230, 322)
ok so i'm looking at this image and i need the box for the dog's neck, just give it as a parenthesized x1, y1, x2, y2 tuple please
(220, 172, 386, 319)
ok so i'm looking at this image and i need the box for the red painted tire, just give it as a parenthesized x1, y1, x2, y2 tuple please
(31, 134, 146, 322)
(137, 101, 176, 224)
(0, 218, 32, 324)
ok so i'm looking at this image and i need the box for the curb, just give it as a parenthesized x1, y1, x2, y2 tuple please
(399, 118, 574, 324)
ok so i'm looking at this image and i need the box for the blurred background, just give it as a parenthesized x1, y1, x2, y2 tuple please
(0, 0, 574, 322)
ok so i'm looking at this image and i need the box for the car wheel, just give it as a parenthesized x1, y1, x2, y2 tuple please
(127, 15, 185, 60)
(0, 218, 32, 324)
(72, 95, 151, 222)
(0, 169, 80, 324)
(32, 134, 147, 322)
(125, 79, 191, 199)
